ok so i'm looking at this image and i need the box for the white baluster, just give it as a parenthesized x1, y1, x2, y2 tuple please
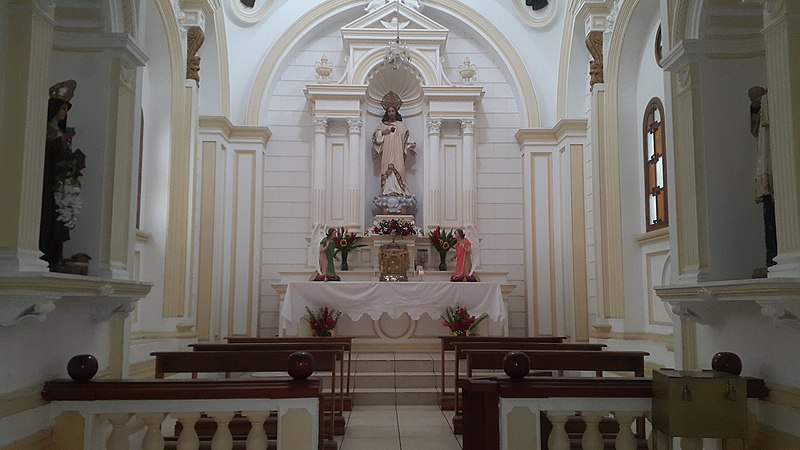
(208, 412, 235, 450)
(100, 413, 132, 450)
(612, 413, 637, 450)
(172, 413, 201, 450)
(137, 413, 166, 450)
(643, 412, 654, 450)
(580, 412, 605, 450)
(680, 437, 703, 450)
(546, 412, 571, 450)
(243, 411, 269, 449)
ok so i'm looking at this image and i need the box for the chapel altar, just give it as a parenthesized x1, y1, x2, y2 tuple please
(273, 1, 512, 350)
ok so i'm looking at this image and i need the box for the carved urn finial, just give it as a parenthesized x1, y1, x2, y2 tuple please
(458, 57, 477, 84)
(314, 55, 334, 81)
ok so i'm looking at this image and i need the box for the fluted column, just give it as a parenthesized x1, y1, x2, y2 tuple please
(347, 118, 363, 228)
(0, 0, 55, 274)
(312, 118, 328, 226)
(425, 119, 442, 228)
(461, 119, 476, 226)
(761, 0, 800, 277)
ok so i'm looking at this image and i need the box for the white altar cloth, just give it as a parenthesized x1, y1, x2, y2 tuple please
(280, 282, 505, 334)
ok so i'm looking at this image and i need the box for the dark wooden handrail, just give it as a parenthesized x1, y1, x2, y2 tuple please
(42, 378, 322, 401)
(459, 375, 767, 450)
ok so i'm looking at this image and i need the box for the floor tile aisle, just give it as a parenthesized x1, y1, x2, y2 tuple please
(337, 405, 462, 450)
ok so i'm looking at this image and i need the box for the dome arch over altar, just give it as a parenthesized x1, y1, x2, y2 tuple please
(244, 0, 541, 127)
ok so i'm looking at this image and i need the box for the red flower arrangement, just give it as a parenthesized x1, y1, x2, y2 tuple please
(429, 226, 457, 252)
(440, 305, 487, 336)
(306, 306, 342, 337)
(373, 218, 417, 236)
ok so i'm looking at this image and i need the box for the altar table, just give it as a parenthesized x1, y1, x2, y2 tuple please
(280, 282, 506, 335)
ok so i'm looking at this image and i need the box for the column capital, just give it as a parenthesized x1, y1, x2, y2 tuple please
(460, 119, 475, 135)
(426, 118, 442, 135)
(347, 118, 362, 134)
(313, 117, 328, 134)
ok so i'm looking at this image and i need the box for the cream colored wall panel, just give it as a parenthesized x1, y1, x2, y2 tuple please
(327, 142, 347, 223)
(531, 153, 555, 335)
(645, 248, 672, 326)
(442, 141, 461, 225)
(197, 141, 218, 341)
(229, 150, 257, 336)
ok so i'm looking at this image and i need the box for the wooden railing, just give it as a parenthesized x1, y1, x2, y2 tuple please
(459, 354, 769, 450)
(42, 378, 323, 450)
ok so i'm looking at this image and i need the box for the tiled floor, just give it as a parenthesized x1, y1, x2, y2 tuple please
(336, 405, 462, 450)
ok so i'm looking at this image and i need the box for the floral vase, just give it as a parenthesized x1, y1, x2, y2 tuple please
(438, 249, 448, 271)
(340, 250, 349, 271)
(450, 330, 467, 337)
(313, 329, 334, 337)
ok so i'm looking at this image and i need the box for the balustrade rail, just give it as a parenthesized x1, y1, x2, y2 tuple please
(42, 378, 323, 450)
(460, 372, 768, 450)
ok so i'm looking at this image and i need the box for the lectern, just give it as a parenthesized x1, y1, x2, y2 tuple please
(652, 368, 747, 448)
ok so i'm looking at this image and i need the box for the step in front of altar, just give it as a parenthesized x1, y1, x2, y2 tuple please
(350, 353, 460, 406)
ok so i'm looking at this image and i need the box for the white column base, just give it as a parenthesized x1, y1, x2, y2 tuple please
(0, 249, 48, 275)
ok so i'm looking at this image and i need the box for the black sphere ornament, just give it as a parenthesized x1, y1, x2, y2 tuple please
(67, 354, 98, 382)
(287, 351, 315, 380)
(711, 352, 742, 376)
(503, 351, 531, 379)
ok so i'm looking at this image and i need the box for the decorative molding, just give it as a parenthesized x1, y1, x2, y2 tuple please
(513, 0, 558, 28)
(585, 30, 604, 90)
(0, 274, 152, 328)
(224, 0, 274, 27)
(313, 118, 329, 135)
(346, 118, 363, 134)
(758, 302, 800, 331)
(657, 279, 800, 331)
(247, 0, 540, 127)
(198, 116, 272, 146)
(186, 26, 204, 87)
(588, 330, 675, 345)
(426, 118, 442, 134)
(635, 227, 669, 246)
(460, 118, 475, 135)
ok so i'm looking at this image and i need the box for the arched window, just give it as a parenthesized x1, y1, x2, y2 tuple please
(643, 97, 668, 231)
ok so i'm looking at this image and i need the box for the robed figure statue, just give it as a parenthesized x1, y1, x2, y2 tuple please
(41, 80, 85, 270)
(749, 86, 777, 270)
(372, 91, 417, 214)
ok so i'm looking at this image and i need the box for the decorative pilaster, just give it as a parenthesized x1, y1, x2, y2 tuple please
(760, 0, 800, 277)
(425, 118, 442, 228)
(0, 0, 56, 274)
(312, 118, 329, 226)
(661, 48, 710, 284)
(346, 118, 363, 227)
(461, 119, 476, 226)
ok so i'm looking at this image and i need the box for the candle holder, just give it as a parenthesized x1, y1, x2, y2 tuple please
(417, 265, 425, 281)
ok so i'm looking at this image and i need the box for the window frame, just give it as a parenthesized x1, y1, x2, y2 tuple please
(643, 97, 669, 232)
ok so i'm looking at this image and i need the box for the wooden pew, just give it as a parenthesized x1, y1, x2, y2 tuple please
(450, 342, 607, 414)
(151, 349, 341, 441)
(439, 336, 605, 410)
(224, 336, 354, 410)
(189, 342, 347, 415)
(452, 349, 650, 434)
(438, 335, 568, 409)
